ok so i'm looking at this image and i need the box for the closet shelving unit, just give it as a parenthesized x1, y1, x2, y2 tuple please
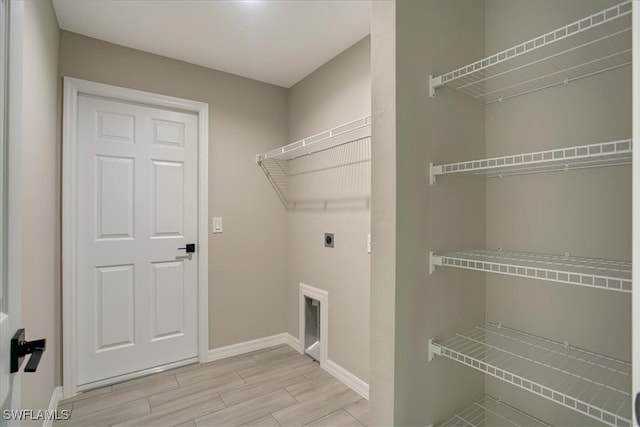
(427, 2, 633, 426)
(256, 116, 371, 208)
(440, 395, 552, 427)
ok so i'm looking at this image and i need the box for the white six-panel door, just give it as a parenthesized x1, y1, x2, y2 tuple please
(76, 95, 198, 386)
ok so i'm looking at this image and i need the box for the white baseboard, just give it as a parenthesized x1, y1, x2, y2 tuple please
(43, 386, 63, 427)
(207, 333, 369, 401)
(208, 333, 289, 362)
(323, 359, 369, 400)
(285, 333, 302, 353)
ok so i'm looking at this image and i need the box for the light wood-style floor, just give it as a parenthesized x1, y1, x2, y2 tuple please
(55, 345, 369, 427)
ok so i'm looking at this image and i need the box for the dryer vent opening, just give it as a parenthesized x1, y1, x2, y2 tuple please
(304, 296, 321, 361)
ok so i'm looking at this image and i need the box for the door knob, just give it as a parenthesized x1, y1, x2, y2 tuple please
(177, 243, 196, 253)
(10, 329, 46, 373)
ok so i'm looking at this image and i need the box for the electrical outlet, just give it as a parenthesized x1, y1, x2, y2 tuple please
(324, 233, 334, 248)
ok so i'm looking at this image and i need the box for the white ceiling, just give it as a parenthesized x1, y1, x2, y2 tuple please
(52, 0, 371, 88)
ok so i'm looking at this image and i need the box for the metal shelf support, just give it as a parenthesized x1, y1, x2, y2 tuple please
(427, 338, 441, 362)
(428, 251, 442, 275)
(428, 75, 442, 98)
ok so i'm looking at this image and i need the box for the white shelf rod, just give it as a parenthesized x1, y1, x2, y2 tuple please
(428, 0, 631, 96)
(256, 115, 371, 163)
(429, 139, 632, 184)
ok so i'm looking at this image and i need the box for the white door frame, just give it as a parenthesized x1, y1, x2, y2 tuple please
(62, 77, 209, 398)
(1, 0, 24, 411)
(632, 2, 639, 425)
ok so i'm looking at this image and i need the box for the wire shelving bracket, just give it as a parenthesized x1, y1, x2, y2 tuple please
(440, 395, 552, 427)
(429, 139, 632, 184)
(429, 323, 632, 427)
(429, 1, 632, 104)
(429, 249, 631, 293)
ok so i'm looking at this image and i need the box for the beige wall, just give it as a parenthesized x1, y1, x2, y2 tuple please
(394, 1, 486, 424)
(369, 0, 396, 423)
(484, 1, 632, 424)
(370, 0, 486, 424)
(58, 32, 290, 350)
(20, 0, 61, 415)
(286, 37, 371, 383)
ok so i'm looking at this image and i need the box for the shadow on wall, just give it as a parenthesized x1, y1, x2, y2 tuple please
(259, 137, 371, 211)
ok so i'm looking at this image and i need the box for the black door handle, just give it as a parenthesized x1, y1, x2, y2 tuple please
(635, 391, 639, 426)
(177, 243, 196, 253)
(11, 329, 46, 373)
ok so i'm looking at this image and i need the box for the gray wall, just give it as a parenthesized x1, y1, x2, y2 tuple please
(370, 0, 487, 424)
(369, 0, 396, 423)
(58, 31, 290, 350)
(484, 1, 632, 424)
(286, 37, 371, 382)
(20, 0, 61, 416)
(394, 1, 486, 424)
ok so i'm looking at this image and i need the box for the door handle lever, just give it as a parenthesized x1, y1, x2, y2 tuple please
(11, 329, 46, 373)
(177, 243, 196, 253)
(635, 391, 639, 425)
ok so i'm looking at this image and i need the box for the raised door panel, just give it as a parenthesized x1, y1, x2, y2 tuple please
(97, 111, 135, 144)
(153, 119, 184, 147)
(95, 265, 135, 351)
(151, 261, 185, 340)
(151, 160, 184, 238)
(96, 156, 134, 240)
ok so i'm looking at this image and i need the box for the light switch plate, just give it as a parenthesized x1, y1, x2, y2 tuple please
(367, 234, 371, 254)
(212, 217, 223, 234)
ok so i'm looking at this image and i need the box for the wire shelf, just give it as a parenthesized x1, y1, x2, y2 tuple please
(257, 117, 371, 209)
(429, 1, 632, 104)
(256, 116, 371, 162)
(429, 249, 631, 293)
(440, 395, 552, 427)
(429, 139, 632, 184)
(429, 323, 632, 427)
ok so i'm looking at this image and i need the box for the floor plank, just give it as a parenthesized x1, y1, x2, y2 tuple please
(239, 414, 282, 427)
(220, 368, 306, 407)
(344, 399, 370, 426)
(70, 377, 177, 418)
(286, 375, 347, 402)
(115, 388, 225, 427)
(58, 398, 150, 427)
(194, 389, 297, 427)
(272, 388, 361, 427)
(149, 371, 244, 409)
(59, 386, 112, 405)
(178, 354, 258, 386)
(305, 409, 363, 427)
